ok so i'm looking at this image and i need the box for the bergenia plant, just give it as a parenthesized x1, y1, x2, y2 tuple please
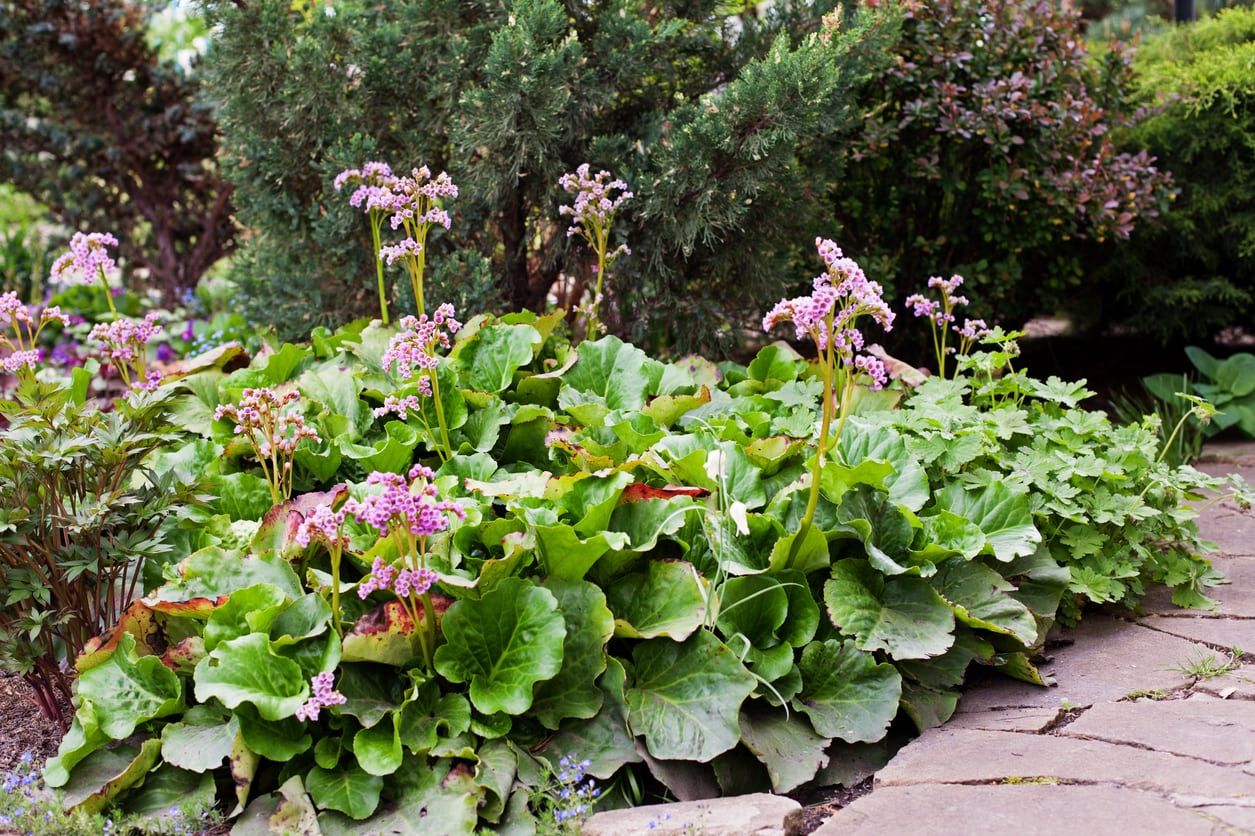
(89, 312, 163, 391)
(295, 503, 349, 633)
(214, 388, 321, 504)
(49, 232, 121, 318)
(0, 292, 68, 378)
(345, 465, 466, 669)
(905, 274, 988, 378)
(558, 164, 632, 341)
(385, 166, 458, 316)
(763, 238, 894, 562)
(380, 303, 462, 460)
(334, 162, 401, 324)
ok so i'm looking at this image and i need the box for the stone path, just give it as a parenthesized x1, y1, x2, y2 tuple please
(582, 443, 1255, 836)
(813, 441, 1255, 835)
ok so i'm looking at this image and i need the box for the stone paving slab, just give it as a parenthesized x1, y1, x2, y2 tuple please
(955, 617, 1206, 714)
(1059, 700, 1255, 765)
(809, 783, 1220, 836)
(1192, 664, 1255, 700)
(1140, 614, 1255, 650)
(582, 793, 799, 835)
(945, 706, 1061, 733)
(873, 727, 1255, 801)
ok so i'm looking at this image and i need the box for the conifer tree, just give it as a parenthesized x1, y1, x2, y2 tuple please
(202, 0, 897, 349)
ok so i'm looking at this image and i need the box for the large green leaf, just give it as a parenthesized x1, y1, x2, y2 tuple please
(160, 704, 241, 773)
(397, 683, 471, 755)
(459, 323, 540, 392)
(122, 764, 216, 820)
(214, 472, 274, 521)
(204, 583, 289, 652)
(340, 420, 419, 474)
(931, 561, 1039, 646)
(532, 579, 615, 729)
(935, 482, 1041, 562)
(739, 705, 830, 793)
(833, 486, 922, 576)
(559, 335, 663, 412)
(533, 523, 630, 580)
(60, 739, 162, 814)
(839, 419, 931, 511)
(354, 713, 403, 776)
(306, 761, 383, 820)
(433, 578, 566, 715)
(232, 775, 320, 836)
(607, 560, 708, 640)
(793, 639, 902, 742)
(823, 559, 955, 660)
(320, 758, 478, 834)
(540, 658, 643, 780)
(150, 547, 303, 602)
(193, 633, 309, 721)
(626, 631, 756, 762)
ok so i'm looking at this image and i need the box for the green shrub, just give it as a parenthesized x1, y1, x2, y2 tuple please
(1093, 8, 1255, 339)
(201, 0, 898, 349)
(829, 0, 1171, 328)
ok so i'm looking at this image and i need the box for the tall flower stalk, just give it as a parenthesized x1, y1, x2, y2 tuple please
(559, 165, 632, 341)
(49, 232, 121, 318)
(379, 304, 462, 460)
(215, 388, 321, 504)
(346, 466, 465, 670)
(335, 163, 403, 324)
(0, 293, 67, 379)
(295, 504, 350, 634)
(905, 275, 992, 379)
(387, 167, 458, 317)
(763, 239, 894, 562)
(89, 312, 163, 391)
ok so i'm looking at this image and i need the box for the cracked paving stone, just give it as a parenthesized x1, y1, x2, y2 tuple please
(955, 616, 1207, 713)
(873, 727, 1255, 802)
(1059, 700, 1255, 765)
(1199, 511, 1255, 558)
(945, 707, 1063, 733)
(810, 783, 1220, 836)
(581, 793, 799, 835)
(1139, 613, 1255, 649)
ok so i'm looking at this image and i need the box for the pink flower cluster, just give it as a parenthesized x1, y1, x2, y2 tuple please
(906, 274, 990, 343)
(957, 318, 991, 341)
(558, 164, 633, 239)
(389, 166, 458, 232)
(762, 239, 894, 388)
(334, 162, 405, 216)
(373, 394, 423, 420)
(343, 464, 466, 539)
(379, 239, 422, 266)
(357, 556, 440, 600)
(215, 388, 321, 459)
(1, 293, 68, 374)
(381, 303, 461, 385)
(294, 504, 348, 549)
(49, 232, 119, 287)
(90, 312, 161, 364)
(294, 672, 346, 723)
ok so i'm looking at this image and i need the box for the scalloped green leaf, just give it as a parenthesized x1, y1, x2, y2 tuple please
(306, 761, 383, 820)
(532, 579, 615, 729)
(193, 633, 309, 721)
(433, 578, 566, 715)
(607, 560, 708, 640)
(794, 639, 903, 742)
(626, 630, 756, 762)
(459, 323, 540, 393)
(931, 561, 1038, 646)
(824, 559, 955, 660)
(160, 704, 240, 773)
(61, 738, 162, 814)
(739, 704, 830, 793)
(936, 482, 1041, 562)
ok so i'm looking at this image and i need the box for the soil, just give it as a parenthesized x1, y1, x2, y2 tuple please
(791, 776, 875, 834)
(0, 673, 68, 774)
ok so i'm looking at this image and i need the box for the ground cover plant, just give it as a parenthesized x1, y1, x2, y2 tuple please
(6, 200, 1248, 832)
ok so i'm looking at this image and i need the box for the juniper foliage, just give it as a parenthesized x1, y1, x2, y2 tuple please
(202, 0, 898, 351)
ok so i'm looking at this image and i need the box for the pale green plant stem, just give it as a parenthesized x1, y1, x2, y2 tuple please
(369, 212, 390, 324)
(96, 265, 118, 318)
(329, 543, 343, 636)
(427, 365, 452, 461)
(789, 316, 838, 567)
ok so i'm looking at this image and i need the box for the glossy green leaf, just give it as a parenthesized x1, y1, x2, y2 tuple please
(739, 704, 830, 793)
(306, 761, 383, 820)
(936, 482, 1041, 562)
(532, 579, 615, 729)
(607, 560, 708, 640)
(433, 578, 566, 715)
(193, 633, 309, 721)
(626, 630, 756, 762)
(823, 559, 955, 660)
(931, 561, 1038, 645)
(794, 639, 902, 742)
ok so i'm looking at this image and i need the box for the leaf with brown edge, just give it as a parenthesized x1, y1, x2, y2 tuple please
(620, 482, 710, 503)
(75, 600, 165, 673)
(252, 483, 350, 560)
(341, 597, 451, 667)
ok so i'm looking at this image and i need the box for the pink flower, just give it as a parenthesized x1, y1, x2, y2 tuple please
(388, 167, 458, 231)
(394, 566, 439, 598)
(381, 304, 461, 380)
(373, 394, 423, 420)
(559, 164, 633, 238)
(295, 504, 348, 549)
(357, 556, 398, 599)
(295, 671, 346, 722)
(49, 232, 119, 287)
(343, 466, 465, 540)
